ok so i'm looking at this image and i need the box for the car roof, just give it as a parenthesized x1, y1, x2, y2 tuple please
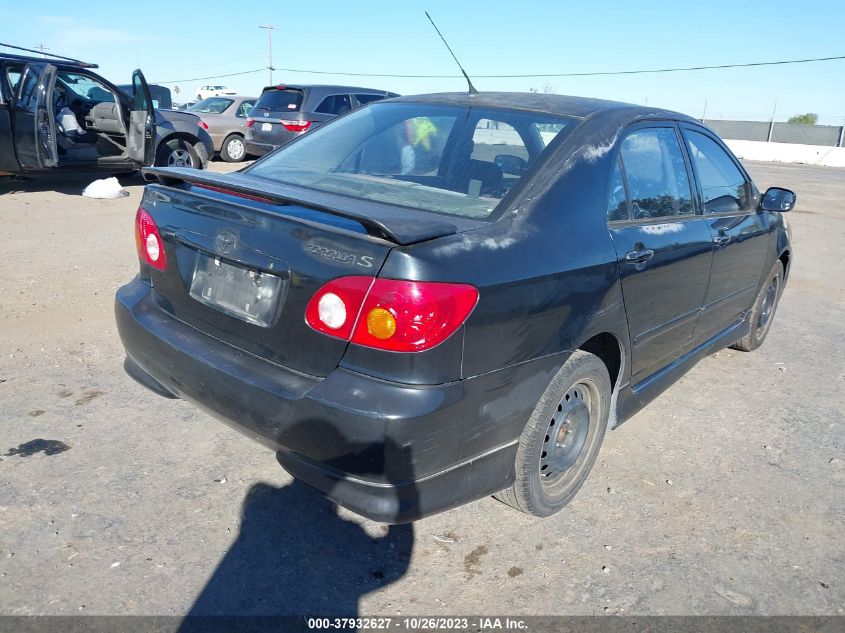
(261, 84, 392, 94)
(0, 50, 97, 69)
(388, 91, 698, 122)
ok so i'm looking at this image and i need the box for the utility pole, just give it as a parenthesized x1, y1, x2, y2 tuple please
(702, 99, 708, 122)
(767, 100, 777, 142)
(258, 23, 278, 85)
(33, 42, 49, 58)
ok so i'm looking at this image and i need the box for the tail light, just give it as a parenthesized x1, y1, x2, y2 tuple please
(280, 120, 312, 133)
(305, 277, 478, 352)
(246, 118, 254, 128)
(197, 120, 209, 130)
(135, 207, 166, 271)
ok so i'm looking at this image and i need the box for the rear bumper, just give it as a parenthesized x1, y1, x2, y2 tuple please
(115, 279, 560, 522)
(244, 141, 275, 158)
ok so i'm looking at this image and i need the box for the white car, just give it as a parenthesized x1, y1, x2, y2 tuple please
(196, 85, 237, 100)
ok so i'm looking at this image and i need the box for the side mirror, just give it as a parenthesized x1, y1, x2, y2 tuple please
(494, 154, 528, 175)
(759, 187, 796, 212)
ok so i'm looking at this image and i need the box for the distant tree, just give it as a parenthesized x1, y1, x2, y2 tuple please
(787, 113, 818, 125)
(528, 83, 557, 94)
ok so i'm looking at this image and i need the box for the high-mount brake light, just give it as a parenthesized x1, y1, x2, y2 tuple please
(280, 120, 311, 133)
(305, 277, 479, 352)
(135, 207, 166, 271)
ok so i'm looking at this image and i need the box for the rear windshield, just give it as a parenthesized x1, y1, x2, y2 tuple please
(246, 102, 577, 219)
(189, 97, 234, 113)
(254, 89, 304, 113)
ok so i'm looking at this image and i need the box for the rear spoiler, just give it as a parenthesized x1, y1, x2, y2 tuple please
(142, 167, 467, 245)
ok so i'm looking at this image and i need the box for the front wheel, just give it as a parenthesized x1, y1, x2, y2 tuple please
(155, 139, 200, 168)
(495, 350, 611, 517)
(220, 134, 247, 162)
(731, 260, 784, 352)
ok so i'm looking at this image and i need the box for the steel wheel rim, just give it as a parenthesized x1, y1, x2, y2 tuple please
(756, 273, 780, 336)
(167, 148, 193, 167)
(539, 379, 595, 491)
(227, 138, 245, 160)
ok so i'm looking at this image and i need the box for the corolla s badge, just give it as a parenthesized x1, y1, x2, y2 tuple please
(215, 231, 237, 254)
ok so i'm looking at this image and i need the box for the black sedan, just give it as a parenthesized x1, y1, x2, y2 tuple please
(115, 92, 795, 523)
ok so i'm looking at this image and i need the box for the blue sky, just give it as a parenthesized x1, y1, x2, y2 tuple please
(3, 0, 844, 123)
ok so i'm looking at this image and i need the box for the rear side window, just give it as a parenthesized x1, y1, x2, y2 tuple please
(256, 89, 303, 112)
(620, 128, 694, 220)
(685, 130, 749, 213)
(355, 93, 385, 106)
(315, 94, 352, 115)
(236, 100, 254, 118)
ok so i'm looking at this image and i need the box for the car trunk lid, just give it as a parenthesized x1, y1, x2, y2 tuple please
(139, 167, 478, 377)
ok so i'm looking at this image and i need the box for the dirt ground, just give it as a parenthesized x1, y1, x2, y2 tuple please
(0, 160, 842, 617)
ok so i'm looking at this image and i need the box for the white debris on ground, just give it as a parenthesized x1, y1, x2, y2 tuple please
(82, 177, 129, 199)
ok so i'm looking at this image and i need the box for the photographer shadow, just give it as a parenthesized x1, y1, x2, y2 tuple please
(179, 419, 416, 629)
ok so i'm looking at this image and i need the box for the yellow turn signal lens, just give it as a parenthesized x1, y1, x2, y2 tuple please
(366, 307, 397, 340)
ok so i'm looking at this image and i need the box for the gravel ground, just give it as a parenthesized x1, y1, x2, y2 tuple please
(0, 160, 842, 617)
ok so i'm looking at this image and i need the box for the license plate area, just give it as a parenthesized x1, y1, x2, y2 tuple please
(261, 122, 272, 132)
(189, 253, 285, 327)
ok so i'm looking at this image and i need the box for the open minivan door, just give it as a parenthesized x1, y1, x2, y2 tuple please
(128, 69, 156, 166)
(13, 62, 58, 169)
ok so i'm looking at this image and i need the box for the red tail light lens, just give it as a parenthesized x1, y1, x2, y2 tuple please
(135, 207, 166, 271)
(246, 118, 254, 128)
(305, 277, 374, 341)
(305, 277, 478, 352)
(280, 120, 312, 133)
(197, 120, 209, 130)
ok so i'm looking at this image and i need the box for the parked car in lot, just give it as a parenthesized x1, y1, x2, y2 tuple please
(116, 92, 794, 523)
(188, 96, 256, 162)
(245, 84, 398, 157)
(0, 48, 213, 175)
(196, 85, 236, 100)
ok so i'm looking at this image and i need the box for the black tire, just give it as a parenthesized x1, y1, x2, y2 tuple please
(731, 260, 784, 352)
(220, 134, 247, 163)
(495, 350, 611, 517)
(155, 138, 200, 168)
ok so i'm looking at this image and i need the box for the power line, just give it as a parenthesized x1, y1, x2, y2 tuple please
(155, 54, 845, 84)
(154, 68, 265, 84)
(276, 54, 845, 78)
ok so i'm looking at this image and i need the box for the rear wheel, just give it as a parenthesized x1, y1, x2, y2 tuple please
(220, 134, 247, 162)
(155, 138, 200, 168)
(495, 350, 610, 517)
(731, 260, 784, 352)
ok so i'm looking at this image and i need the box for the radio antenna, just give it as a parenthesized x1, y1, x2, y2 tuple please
(424, 12, 478, 95)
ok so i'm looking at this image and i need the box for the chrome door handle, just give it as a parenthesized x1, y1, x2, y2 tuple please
(713, 234, 731, 246)
(625, 248, 655, 264)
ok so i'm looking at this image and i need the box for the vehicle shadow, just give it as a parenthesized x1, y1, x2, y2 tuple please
(0, 171, 143, 196)
(178, 420, 415, 631)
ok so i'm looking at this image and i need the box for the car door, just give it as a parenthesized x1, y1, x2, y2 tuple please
(11, 62, 58, 169)
(127, 69, 156, 166)
(608, 124, 714, 384)
(679, 125, 771, 346)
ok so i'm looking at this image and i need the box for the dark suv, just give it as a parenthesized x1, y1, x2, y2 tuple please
(0, 46, 213, 176)
(244, 84, 398, 157)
